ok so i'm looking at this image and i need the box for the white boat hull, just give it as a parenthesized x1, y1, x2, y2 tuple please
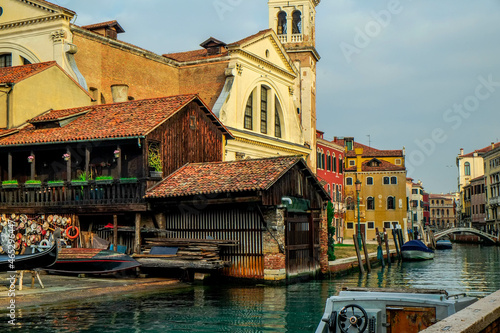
(401, 250, 434, 260)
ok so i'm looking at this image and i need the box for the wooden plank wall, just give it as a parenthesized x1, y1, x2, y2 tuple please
(164, 207, 264, 279)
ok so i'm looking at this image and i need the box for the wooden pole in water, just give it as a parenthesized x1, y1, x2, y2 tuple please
(361, 233, 371, 273)
(384, 228, 391, 266)
(392, 229, 401, 261)
(113, 214, 118, 252)
(353, 234, 365, 274)
(376, 228, 385, 268)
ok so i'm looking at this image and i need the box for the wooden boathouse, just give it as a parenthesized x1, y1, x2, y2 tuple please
(0, 94, 232, 256)
(145, 156, 330, 281)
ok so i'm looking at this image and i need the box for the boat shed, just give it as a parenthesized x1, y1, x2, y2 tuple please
(145, 156, 330, 282)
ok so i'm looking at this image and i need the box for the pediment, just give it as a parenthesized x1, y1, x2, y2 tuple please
(0, 0, 74, 25)
(231, 30, 297, 76)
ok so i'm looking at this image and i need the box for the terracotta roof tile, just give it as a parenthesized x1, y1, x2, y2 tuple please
(82, 20, 125, 33)
(338, 140, 403, 158)
(145, 156, 304, 199)
(0, 94, 200, 146)
(227, 29, 272, 47)
(35, 0, 75, 14)
(0, 62, 57, 84)
(461, 142, 500, 157)
(345, 158, 405, 172)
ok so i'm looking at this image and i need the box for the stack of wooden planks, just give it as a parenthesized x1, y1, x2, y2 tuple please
(133, 238, 239, 270)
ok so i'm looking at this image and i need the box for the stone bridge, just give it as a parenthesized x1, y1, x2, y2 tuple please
(434, 227, 498, 245)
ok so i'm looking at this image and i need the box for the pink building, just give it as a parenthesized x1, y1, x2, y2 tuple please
(316, 130, 345, 241)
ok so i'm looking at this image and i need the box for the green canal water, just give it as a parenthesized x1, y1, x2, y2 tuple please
(6, 243, 500, 332)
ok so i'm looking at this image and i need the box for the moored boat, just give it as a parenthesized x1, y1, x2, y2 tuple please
(436, 239, 453, 250)
(401, 239, 434, 261)
(316, 287, 477, 333)
(0, 241, 59, 271)
(46, 248, 141, 274)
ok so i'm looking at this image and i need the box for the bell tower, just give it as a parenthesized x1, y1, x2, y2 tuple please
(268, 0, 321, 171)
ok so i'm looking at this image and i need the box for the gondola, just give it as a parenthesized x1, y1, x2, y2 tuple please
(0, 241, 59, 272)
(46, 248, 141, 274)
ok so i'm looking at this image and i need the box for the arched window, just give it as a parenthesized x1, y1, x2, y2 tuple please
(387, 196, 395, 210)
(332, 155, 337, 172)
(277, 11, 287, 35)
(292, 10, 302, 34)
(327, 152, 331, 171)
(244, 92, 253, 130)
(464, 162, 471, 176)
(260, 86, 268, 134)
(274, 97, 282, 138)
(317, 149, 321, 169)
(366, 197, 375, 210)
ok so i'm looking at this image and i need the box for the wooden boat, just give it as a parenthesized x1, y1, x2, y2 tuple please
(0, 241, 58, 271)
(401, 239, 434, 261)
(436, 239, 453, 250)
(316, 287, 477, 333)
(46, 248, 141, 274)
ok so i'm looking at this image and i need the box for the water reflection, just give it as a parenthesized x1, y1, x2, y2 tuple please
(4, 244, 500, 332)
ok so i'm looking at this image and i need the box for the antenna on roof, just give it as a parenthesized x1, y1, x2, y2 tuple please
(367, 135, 371, 147)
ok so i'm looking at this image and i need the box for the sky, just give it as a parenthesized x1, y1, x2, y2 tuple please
(53, 0, 500, 194)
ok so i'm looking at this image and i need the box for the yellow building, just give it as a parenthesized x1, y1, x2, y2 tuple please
(342, 141, 407, 242)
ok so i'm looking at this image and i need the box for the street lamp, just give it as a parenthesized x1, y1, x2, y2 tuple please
(355, 178, 362, 249)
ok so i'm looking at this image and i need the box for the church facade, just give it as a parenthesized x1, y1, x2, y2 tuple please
(0, 0, 321, 170)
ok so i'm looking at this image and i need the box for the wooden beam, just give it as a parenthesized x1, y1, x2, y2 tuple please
(116, 146, 122, 178)
(85, 146, 90, 176)
(113, 214, 118, 252)
(66, 147, 71, 182)
(134, 213, 141, 254)
(7, 152, 12, 180)
(30, 150, 35, 180)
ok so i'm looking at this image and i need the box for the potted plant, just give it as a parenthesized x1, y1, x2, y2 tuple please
(71, 171, 90, 186)
(114, 149, 120, 158)
(2, 180, 18, 189)
(148, 144, 163, 178)
(119, 177, 138, 184)
(27, 155, 34, 163)
(95, 175, 114, 185)
(48, 180, 65, 187)
(62, 153, 70, 161)
(25, 179, 42, 188)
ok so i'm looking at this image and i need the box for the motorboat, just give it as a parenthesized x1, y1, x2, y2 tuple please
(401, 239, 434, 261)
(45, 248, 141, 274)
(316, 287, 477, 333)
(435, 239, 453, 250)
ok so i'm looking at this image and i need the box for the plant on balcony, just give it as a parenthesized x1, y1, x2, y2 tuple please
(2, 180, 19, 189)
(48, 180, 65, 187)
(119, 177, 138, 184)
(62, 153, 70, 161)
(96, 175, 114, 185)
(148, 143, 162, 178)
(114, 149, 120, 158)
(71, 171, 90, 186)
(27, 155, 34, 163)
(25, 179, 42, 188)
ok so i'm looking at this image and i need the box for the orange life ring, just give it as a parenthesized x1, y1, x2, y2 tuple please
(65, 226, 79, 239)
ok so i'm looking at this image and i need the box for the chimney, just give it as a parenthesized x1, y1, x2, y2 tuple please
(111, 84, 129, 103)
(460, 148, 464, 155)
(492, 142, 495, 150)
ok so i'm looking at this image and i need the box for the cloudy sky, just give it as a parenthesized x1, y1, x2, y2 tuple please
(55, 0, 500, 194)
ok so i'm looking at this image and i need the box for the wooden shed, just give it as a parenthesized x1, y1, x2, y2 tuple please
(145, 156, 330, 282)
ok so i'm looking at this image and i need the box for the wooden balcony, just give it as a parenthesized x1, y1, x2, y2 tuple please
(0, 179, 149, 213)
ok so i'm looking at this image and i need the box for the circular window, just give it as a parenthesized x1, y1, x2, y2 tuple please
(0, 7, 3, 16)
(265, 49, 270, 58)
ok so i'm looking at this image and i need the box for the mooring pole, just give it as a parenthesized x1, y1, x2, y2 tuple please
(353, 234, 365, 274)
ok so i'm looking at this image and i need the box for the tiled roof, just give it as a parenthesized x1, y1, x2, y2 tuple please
(338, 140, 403, 158)
(0, 62, 56, 84)
(0, 94, 218, 146)
(345, 158, 406, 172)
(82, 20, 125, 33)
(227, 29, 272, 47)
(461, 142, 500, 157)
(162, 48, 229, 62)
(145, 156, 305, 199)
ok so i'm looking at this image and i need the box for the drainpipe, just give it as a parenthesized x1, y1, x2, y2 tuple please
(4, 83, 13, 129)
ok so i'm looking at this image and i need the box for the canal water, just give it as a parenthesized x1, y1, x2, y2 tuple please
(6, 243, 500, 332)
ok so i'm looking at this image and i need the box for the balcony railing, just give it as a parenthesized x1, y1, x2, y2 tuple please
(489, 197, 500, 206)
(0, 179, 146, 207)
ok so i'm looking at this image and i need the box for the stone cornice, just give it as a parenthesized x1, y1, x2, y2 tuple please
(0, 14, 71, 31)
(228, 127, 311, 154)
(228, 49, 296, 80)
(285, 46, 321, 62)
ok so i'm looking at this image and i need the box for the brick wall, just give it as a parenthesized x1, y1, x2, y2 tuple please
(262, 207, 286, 280)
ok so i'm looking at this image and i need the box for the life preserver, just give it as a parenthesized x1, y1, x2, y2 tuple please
(65, 226, 79, 239)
